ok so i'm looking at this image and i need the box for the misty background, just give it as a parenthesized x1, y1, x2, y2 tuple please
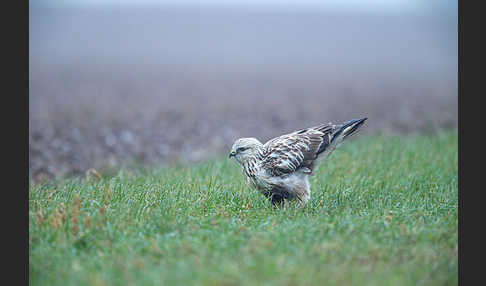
(29, 0, 457, 180)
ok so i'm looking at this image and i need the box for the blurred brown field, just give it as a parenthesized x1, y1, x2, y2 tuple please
(29, 4, 457, 180)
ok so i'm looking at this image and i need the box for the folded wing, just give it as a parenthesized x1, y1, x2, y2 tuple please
(261, 124, 335, 176)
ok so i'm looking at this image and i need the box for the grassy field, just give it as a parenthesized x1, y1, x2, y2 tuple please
(29, 130, 458, 286)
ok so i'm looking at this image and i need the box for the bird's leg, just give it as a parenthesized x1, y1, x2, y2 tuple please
(262, 191, 285, 206)
(271, 194, 285, 206)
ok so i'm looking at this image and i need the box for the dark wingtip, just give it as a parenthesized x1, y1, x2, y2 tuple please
(341, 117, 367, 138)
(353, 117, 367, 124)
(349, 117, 367, 126)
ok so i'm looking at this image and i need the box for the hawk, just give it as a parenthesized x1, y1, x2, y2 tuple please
(229, 118, 367, 206)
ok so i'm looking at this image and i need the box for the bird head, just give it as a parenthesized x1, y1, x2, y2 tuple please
(229, 137, 262, 163)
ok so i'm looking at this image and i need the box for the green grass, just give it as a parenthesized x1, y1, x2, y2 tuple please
(29, 130, 458, 286)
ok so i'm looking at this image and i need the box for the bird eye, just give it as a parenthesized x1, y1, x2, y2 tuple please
(237, 147, 249, 152)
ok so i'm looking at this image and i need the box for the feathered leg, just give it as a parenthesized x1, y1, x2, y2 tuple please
(262, 191, 284, 206)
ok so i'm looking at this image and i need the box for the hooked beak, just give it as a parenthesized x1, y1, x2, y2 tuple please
(229, 150, 236, 158)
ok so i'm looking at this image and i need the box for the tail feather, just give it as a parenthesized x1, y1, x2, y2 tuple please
(315, 117, 367, 157)
(330, 117, 367, 143)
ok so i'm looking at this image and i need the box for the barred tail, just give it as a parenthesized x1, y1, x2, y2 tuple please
(314, 117, 367, 158)
(330, 117, 368, 143)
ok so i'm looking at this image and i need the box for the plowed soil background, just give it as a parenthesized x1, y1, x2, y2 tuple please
(29, 6, 457, 181)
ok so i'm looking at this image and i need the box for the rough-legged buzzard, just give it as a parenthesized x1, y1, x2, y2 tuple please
(229, 118, 367, 205)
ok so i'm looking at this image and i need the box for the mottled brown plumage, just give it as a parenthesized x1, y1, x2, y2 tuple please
(229, 118, 367, 206)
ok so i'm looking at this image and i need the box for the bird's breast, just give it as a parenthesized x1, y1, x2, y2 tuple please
(245, 167, 271, 190)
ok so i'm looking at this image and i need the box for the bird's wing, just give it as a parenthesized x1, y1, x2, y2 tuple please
(262, 125, 335, 176)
